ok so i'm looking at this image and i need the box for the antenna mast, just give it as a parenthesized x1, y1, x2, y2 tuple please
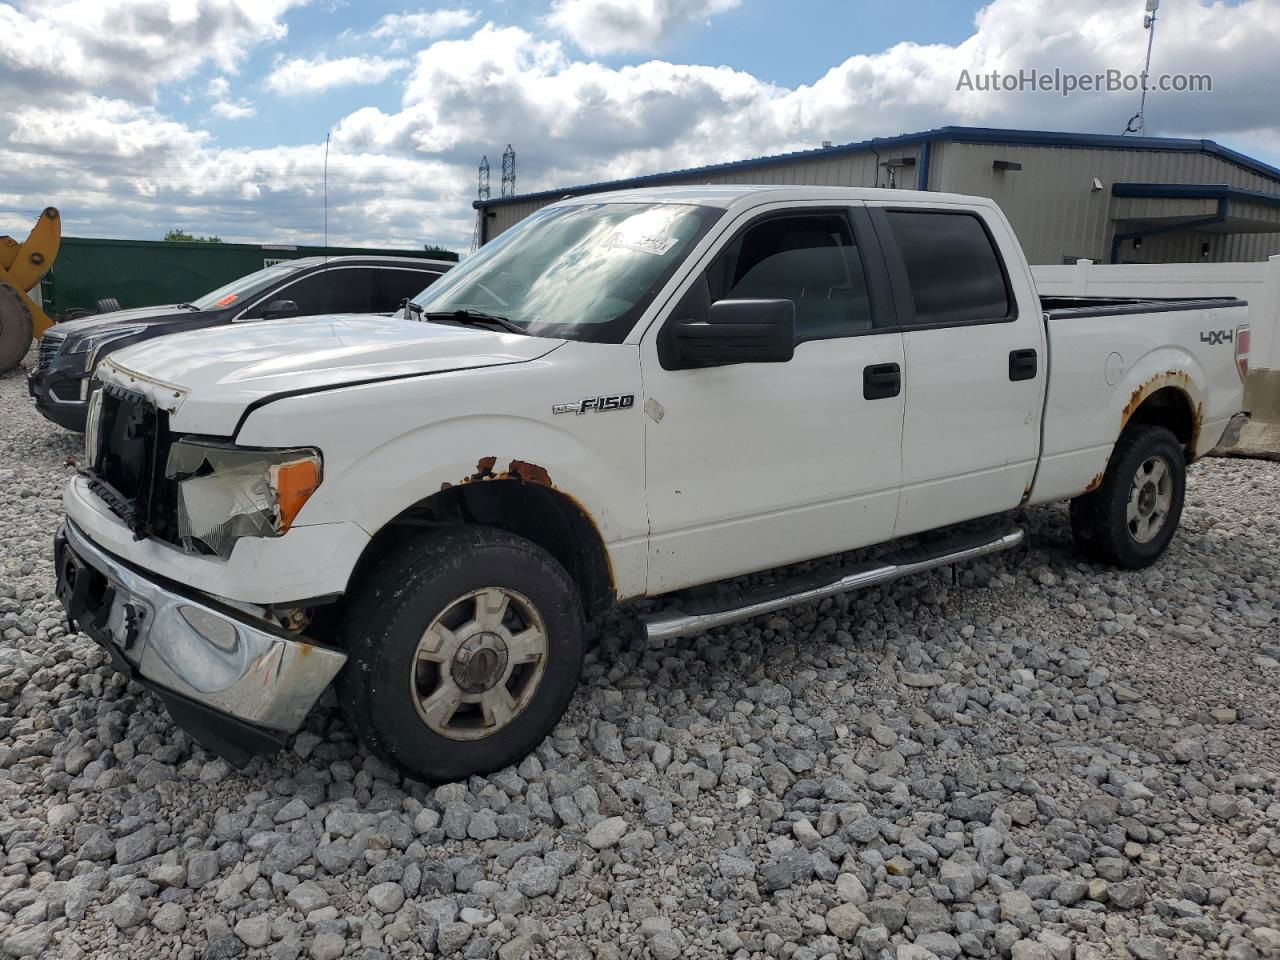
(323, 132, 330, 252)
(472, 156, 491, 253)
(1124, 0, 1160, 135)
(501, 145, 516, 198)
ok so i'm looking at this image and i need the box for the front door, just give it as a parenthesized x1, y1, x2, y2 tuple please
(640, 203, 906, 596)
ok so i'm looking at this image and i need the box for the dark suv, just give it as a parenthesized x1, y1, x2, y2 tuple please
(28, 255, 450, 431)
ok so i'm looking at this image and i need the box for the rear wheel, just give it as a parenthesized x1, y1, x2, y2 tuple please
(337, 526, 585, 782)
(0, 283, 34, 374)
(1070, 424, 1185, 568)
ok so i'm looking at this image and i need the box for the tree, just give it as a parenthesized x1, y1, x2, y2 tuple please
(423, 243, 458, 261)
(164, 228, 222, 243)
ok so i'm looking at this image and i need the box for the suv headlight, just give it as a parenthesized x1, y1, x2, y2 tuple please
(165, 440, 322, 559)
(67, 326, 147, 365)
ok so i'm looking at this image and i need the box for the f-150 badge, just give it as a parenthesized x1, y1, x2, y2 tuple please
(553, 394, 635, 415)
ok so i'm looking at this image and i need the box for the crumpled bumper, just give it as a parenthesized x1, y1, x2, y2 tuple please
(55, 520, 347, 765)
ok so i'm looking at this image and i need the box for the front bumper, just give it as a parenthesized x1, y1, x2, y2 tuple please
(27, 362, 91, 432)
(55, 520, 347, 765)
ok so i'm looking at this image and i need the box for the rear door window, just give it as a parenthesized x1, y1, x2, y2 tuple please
(884, 211, 1013, 327)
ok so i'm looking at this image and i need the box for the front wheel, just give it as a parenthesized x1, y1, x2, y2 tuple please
(1069, 424, 1186, 569)
(337, 526, 585, 782)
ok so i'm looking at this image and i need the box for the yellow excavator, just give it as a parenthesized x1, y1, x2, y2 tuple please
(0, 207, 61, 374)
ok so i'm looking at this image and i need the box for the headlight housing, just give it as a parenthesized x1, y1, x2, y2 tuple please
(164, 440, 323, 559)
(67, 326, 147, 365)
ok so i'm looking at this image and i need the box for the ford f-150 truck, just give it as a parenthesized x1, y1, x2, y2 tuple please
(54, 186, 1251, 782)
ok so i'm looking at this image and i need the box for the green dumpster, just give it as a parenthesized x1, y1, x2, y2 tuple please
(40, 237, 458, 319)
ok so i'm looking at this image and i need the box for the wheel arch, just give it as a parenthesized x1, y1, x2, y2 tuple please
(349, 476, 616, 618)
(1121, 381, 1201, 461)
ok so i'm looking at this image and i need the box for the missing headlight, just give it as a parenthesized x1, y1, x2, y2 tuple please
(165, 440, 322, 559)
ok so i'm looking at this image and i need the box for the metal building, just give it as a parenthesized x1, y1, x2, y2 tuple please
(472, 126, 1280, 265)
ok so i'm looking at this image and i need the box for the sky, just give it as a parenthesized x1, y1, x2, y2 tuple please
(2, 0, 1277, 253)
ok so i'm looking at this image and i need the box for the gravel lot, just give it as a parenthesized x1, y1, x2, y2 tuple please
(1, 359, 1278, 960)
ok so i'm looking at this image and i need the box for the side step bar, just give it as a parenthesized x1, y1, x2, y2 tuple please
(639, 525, 1025, 642)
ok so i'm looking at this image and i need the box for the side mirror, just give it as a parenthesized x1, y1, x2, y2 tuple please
(672, 299, 795, 368)
(261, 299, 299, 320)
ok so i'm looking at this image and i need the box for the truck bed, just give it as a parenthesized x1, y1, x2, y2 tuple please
(1029, 296, 1248, 506)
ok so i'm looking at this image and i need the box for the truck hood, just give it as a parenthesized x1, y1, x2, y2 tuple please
(101, 313, 564, 436)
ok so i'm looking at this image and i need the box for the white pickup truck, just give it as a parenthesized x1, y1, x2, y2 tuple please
(55, 185, 1251, 781)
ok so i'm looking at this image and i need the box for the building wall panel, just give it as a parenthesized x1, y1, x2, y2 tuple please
(476, 136, 1280, 265)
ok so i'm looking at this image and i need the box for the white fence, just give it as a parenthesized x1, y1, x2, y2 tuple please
(1032, 256, 1280, 370)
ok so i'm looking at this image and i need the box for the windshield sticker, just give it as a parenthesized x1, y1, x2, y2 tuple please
(215, 294, 239, 307)
(606, 232, 679, 257)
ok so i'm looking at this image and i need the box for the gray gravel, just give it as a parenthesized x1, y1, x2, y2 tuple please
(2, 358, 1279, 960)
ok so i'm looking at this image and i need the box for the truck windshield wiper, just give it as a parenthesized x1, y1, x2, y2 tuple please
(422, 309, 527, 336)
(401, 298, 424, 320)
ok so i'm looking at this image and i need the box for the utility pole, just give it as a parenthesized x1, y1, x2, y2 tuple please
(1124, 0, 1160, 135)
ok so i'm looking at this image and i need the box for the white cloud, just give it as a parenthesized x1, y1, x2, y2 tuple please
(0, 0, 304, 106)
(0, 94, 470, 248)
(367, 8, 478, 49)
(547, 0, 741, 55)
(211, 98, 257, 119)
(335, 1, 1280, 200)
(264, 54, 410, 96)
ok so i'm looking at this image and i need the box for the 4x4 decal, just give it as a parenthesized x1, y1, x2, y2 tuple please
(1200, 329, 1234, 346)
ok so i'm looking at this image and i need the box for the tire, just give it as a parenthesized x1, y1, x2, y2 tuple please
(0, 282, 34, 374)
(1070, 424, 1186, 569)
(337, 525, 586, 782)
(95, 297, 122, 314)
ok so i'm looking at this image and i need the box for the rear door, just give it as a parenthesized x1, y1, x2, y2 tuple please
(640, 202, 906, 594)
(868, 204, 1045, 537)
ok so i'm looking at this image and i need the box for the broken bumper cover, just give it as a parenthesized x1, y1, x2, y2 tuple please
(55, 520, 347, 765)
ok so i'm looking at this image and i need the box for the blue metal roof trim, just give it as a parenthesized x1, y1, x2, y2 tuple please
(1112, 182, 1280, 208)
(474, 125, 1280, 210)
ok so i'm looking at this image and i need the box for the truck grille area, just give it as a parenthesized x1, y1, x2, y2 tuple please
(85, 384, 176, 542)
(35, 331, 65, 371)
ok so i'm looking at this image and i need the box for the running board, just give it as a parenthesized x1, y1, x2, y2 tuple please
(639, 525, 1025, 642)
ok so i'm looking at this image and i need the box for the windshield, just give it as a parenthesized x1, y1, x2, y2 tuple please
(189, 262, 307, 311)
(411, 202, 723, 342)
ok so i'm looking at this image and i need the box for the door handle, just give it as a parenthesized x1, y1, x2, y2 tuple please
(863, 362, 901, 400)
(1009, 348, 1038, 382)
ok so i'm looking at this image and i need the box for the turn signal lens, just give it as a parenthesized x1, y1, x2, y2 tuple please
(271, 458, 322, 533)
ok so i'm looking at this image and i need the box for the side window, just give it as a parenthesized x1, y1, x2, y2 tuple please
(885, 211, 1012, 326)
(707, 213, 874, 341)
(242, 269, 374, 318)
(374, 269, 441, 312)
(316, 268, 376, 314)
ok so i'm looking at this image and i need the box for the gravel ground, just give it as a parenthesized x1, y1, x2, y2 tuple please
(2, 359, 1279, 960)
